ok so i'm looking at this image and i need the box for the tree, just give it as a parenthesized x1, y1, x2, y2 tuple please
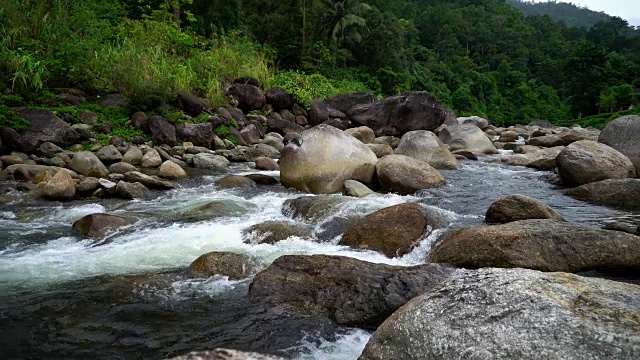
(321, 0, 371, 45)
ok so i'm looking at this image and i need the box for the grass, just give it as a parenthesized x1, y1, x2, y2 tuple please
(556, 107, 640, 129)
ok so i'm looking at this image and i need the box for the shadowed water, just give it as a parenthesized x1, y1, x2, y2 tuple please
(0, 157, 636, 359)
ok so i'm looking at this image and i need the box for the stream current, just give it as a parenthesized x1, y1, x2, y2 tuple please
(0, 151, 637, 359)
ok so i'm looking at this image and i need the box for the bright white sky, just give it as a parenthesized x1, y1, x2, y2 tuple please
(529, 0, 640, 26)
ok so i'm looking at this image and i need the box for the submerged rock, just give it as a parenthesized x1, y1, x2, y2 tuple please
(188, 252, 260, 280)
(359, 268, 640, 360)
(485, 194, 566, 223)
(340, 204, 432, 258)
(244, 174, 278, 185)
(168, 349, 284, 360)
(429, 219, 640, 273)
(282, 195, 346, 222)
(342, 180, 374, 197)
(242, 221, 313, 244)
(248, 255, 453, 328)
(72, 213, 133, 240)
(215, 176, 256, 189)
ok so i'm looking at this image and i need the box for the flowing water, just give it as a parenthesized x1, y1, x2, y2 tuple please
(0, 153, 637, 359)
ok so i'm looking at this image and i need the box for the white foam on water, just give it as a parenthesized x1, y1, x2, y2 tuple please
(290, 328, 372, 360)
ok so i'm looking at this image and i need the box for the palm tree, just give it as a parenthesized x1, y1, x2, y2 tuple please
(322, 0, 371, 45)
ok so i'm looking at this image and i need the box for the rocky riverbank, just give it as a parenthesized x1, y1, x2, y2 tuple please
(1, 84, 639, 359)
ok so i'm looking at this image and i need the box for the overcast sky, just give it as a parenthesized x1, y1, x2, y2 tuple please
(529, 0, 640, 26)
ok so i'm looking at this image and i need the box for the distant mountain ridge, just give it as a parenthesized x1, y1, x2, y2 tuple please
(507, 0, 639, 35)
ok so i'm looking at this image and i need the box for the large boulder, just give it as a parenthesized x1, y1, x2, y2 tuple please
(324, 92, 377, 114)
(438, 124, 498, 154)
(344, 126, 375, 144)
(70, 151, 109, 177)
(558, 127, 600, 145)
(359, 268, 640, 360)
(566, 178, 640, 209)
(429, 219, 640, 273)
(176, 122, 214, 148)
(158, 160, 187, 179)
(43, 170, 76, 201)
(347, 92, 449, 136)
(527, 134, 564, 147)
(225, 84, 265, 112)
(598, 115, 640, 173)
(340, 204, 433, 258)
(72, 213, 133, 240)
(485, 194, 566, 223)
(176, 91, 212, 117)
(264, 88, 293, 111)
(279, 125, 378, 194)
(0, 108, 79, 152)
(395, 130, 459, 170)
(193, 153, 229, 170)
(376, 155, 445, 194)
(556, 140, 636, 185)
(141, 148, 162, 168)
(188, 251, 260, 280)
(148, 116, 177, 146)
(248, 255, 453, 328)
(458, 116, 489, 129)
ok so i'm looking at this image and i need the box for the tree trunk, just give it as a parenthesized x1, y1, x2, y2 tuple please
(173, 7, 181, 28)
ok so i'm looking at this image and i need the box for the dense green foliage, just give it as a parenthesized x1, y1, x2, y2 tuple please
(1, 0, 639, 127)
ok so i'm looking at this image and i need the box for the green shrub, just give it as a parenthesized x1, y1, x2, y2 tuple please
(0, 104, 30, 130)
(267, 70, 339, 107)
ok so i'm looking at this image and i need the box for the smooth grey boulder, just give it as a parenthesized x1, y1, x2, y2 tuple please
(109, 162, 138, 175)
(141, 148, 162, 168)
(359, 268, 640, 360)
(598, 115, 640, 173)
(366, 144, 393, 158)
(43, 170, 76, 201)
(495, 146, 564, 170)
(557, 140, 636, 185)
(115, 181, 150, 199)
(70, 151, 109, 177)
(343, 180, 374, 197)
(429, 219, 640, 273)
(193, 153, 229, 170)
(458, 115, 489, 129)
(395, 130, 459, 170)
(158, 160, 187, 179)
(96, 145, 123, 163)
(438, 124, 498, 154)
(188, 251, 260, 280)
(279, 124, 378, 194)
(344, 126, 376, 144)
(122, 146, 143, 165)
(376, 155, 445, 195)
(123, 171, 175, 190)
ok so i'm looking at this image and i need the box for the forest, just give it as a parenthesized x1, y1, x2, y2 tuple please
(1, 0, 640, 128)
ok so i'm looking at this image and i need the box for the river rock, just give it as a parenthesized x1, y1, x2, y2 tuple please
(529, 119, 553, 128)
(308, 99, 329, 126)
(279, 125, 378, 194)
(115, 181, 150, 199)
(240, 124, 262, 145)
(282, 195, 346, 222)
(181, 200, 253, 222)
(215, 176, 256, 189)
(72, 213, 133, 240)
(76, 177, 100, 194)
(556, 140, 636, 185)
(70, 151, 109, 177)
(123, 171, 175, 190)
(558, 127, 600, 145)
(0, 108, 79, 152)
(566, 178, 640, 209)
(527, 134, 564, 147)
(344, 126, 375, 144)
(324, 92, 377, 114)
(141, 148, 162, 168)
(0, 155, 23, 166)
(366, 144, 393, 158)
(485, 194, 566, 223)
(95, 145, 122, 163)
(226, 84, 265, 112)
(458, 116, 489, 129)
(244, 174, 278, 185)
(395, 130, 459, 170)
(122, 146, 143, 165)
(176, 122, 214, 148)
(347, 92, 449, 136)
(253, 144, 280, 159)
(343, 180, 374, 197)
(43, 170, 76, 201)
(158, 160, 187, 179)
(109, 162, 138, 175)
(495, 146, 564, 170)
(169, 349, 284, 360)
(265, 87, 294, 111)
(248, 255, 454, 328)
(265, 118, 304, 136)
(193, 153, 229, 170)
(148, 116, 177, 146)
(261, 135, 284, 152)
(340, 204, 432, 258)
(359, 267, 640, 360)
(598, 115, 640, 173)
(188, 252, 260, 280)
(438, 124, 498, 154)
(254, 157, 279, 171)
(176, 91, 212, 117)
(376, 155, 445, 194)
(429, 219, 640, 273)
(242, 221, 313, 244)
(38, 142, 65, 158)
